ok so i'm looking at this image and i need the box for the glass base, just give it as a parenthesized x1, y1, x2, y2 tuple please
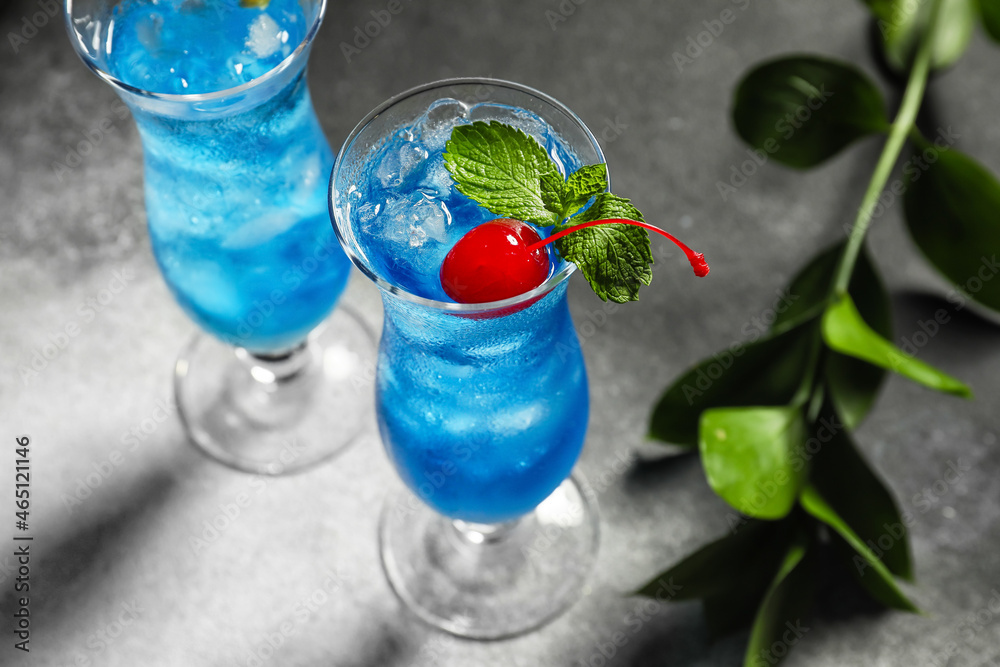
(379, 474, 599, 640)
(175, 306, 376, 475)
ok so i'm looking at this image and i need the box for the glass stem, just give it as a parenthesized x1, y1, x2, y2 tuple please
(238, 341, 313, 385)
(451, 519, 523, 546)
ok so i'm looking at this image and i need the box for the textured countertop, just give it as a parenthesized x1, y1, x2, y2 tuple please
(2, 0, 999, 665)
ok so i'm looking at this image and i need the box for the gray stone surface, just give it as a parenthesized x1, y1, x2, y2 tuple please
(1, 0, 999, 665)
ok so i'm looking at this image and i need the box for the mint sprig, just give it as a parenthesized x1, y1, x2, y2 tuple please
(443, 121, 561, 227)
(444, 121, 654, 303)
(553, 193, 654, 303)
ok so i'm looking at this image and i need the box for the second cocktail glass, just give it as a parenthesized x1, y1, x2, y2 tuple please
(331, 79, 601, 638)
(66, 0, 375, 474)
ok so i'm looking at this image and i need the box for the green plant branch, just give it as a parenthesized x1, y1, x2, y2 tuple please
(791, 325, 824, 409)
(832, 0, 945, 296)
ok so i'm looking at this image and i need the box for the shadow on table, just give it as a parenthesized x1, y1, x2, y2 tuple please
(623, 449, 700, 493)
(0, 433, 201, 642)
(301, 608, 463, 667)
(892, 289, 1000, 341)
(337, 618, 412, 667)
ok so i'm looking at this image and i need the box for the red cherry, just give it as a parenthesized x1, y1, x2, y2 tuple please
(440, 218, 551, 304)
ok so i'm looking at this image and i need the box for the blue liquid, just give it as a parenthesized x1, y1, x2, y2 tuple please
(106, 0, 307, 94)
(377, 286, 589, 524)
(350, 101, 590, 523)
(100, 0, 350, 352)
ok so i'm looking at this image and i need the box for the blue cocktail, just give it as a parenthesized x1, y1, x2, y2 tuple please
(331, 79, 601, 638)
(105, 0, 346, 352)
(377, 272, 590, 525)
(67, 0, 374, 473)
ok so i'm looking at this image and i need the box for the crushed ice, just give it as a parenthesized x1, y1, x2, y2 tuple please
(246, 13, 283, 57)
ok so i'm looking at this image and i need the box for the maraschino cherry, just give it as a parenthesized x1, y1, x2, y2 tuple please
(441, 217, 709, 304)
(440, 218, 550, 303)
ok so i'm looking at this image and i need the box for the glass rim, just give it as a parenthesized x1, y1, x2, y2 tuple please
(329, 77, 607, 314)
(64, 0, 327, 102)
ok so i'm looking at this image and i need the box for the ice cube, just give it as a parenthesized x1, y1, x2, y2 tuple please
(374, 193, 451, 249)
(416, 195, 451, 244)
(246, 13, 282, 58)
(376, 140, 429, 189)
(408, 224, 427, 248)
(357, 202, 381, 229)
(418, 98, 469, 150)
(372, 196, 416, 248)
(420, 160, 455, 198)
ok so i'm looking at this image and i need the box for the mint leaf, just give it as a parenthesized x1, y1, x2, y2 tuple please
(444, 121, 560, 226)
(540, 163, 608, 220)
(540, 172, 568, 216)
(553, 193, 653, 303)
(562, 163, 608, 217)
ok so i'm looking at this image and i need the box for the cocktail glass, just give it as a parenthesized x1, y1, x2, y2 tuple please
(331, 79, 601, 639)
(66, 0, 375, 474)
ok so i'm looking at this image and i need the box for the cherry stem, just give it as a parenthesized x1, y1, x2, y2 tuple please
(528, 218, 710, 277)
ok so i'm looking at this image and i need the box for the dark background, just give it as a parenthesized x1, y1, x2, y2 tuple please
(1, 0, 999, 665)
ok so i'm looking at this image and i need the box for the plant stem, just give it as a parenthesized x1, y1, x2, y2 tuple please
(792, 320, 825, 408)
(831, 0, 944, 296)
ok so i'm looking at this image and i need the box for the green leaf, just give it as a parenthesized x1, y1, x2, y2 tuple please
(649, 321, 816, 448)
(701, 521, 798, 639)
(634, 520, 786, 601)
(771, 245, 840, 332)
(444, 121, 560, 226)
(770, 243, 891, 429)
(822, 294, 972, 397)
(932, 0, 978, 66)
(903, 148, 1000, 313)
(828, 250, 892, 428)
(864, 0, 976, 71)
(824, 291, 891, 431)
(810, 415, 913, 580)
(699, 406, 808, 519)
(743, 532, 817, 667)
(562, 163, 608, 216)
(636, 518, 798, 640)
(553, 193, 653, 303)
(732, 56, 888, 169)
(800, 485, 919, 612)
(539, 172, 567, 216)
(859, 0, 896, 19)
(540, 163, 608, 221)
(980, 0, 1000, 41)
